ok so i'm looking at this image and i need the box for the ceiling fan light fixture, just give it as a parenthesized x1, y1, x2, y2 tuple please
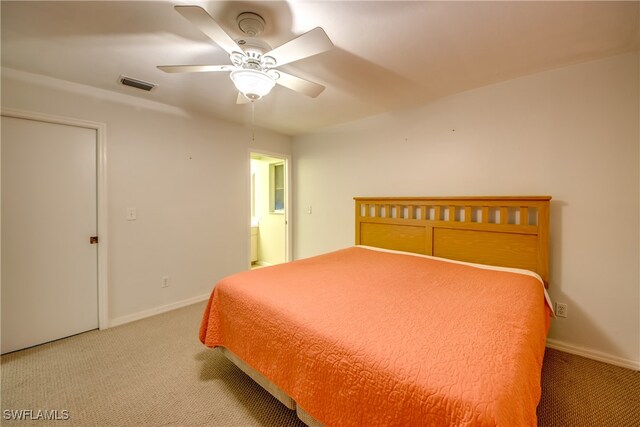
(230, 69, 275, 101)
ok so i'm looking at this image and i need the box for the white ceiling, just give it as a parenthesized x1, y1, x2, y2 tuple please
(2, 1, 638, 136)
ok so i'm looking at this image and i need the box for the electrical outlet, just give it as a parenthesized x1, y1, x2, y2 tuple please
(126, 207, 137, 221)
(556, 302, 567, 318)
(161, 276, 170, 288)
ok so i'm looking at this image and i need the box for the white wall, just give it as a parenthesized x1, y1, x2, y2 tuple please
(293, 52, 640, 368)
(1, 68, 292, 325)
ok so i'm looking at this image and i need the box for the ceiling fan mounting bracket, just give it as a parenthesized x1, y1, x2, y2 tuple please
(237, 12, 265, 37)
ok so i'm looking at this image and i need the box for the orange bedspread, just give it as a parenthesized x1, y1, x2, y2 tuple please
(200, 247, 551, 426)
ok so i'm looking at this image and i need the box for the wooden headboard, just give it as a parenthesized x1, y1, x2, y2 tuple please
(354, 196, 551, 286)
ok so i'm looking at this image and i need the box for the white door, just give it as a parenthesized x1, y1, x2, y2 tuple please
(1, 116, 98, 354)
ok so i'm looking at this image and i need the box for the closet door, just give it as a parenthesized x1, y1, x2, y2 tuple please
(1, 115, 98, 354)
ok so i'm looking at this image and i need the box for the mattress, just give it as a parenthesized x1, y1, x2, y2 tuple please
(200, 246, 551, 426)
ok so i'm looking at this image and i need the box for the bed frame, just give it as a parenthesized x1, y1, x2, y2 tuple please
(355, 196, 551, 286)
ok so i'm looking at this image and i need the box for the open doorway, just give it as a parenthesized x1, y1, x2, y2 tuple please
(249, 151, 290, 268)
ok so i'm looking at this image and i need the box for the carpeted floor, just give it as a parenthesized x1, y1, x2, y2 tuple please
(2, 301, 638, 426)
(537, 344, 640, 426)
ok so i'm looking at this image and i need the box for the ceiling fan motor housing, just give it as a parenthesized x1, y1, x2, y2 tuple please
(231, 38, 275, 71)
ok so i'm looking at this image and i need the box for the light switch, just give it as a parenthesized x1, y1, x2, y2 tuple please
(126, 208, 137, 221)
(306, 205, 312, 214)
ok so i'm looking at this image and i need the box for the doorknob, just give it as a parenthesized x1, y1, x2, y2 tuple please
(90, 236, 99, 244)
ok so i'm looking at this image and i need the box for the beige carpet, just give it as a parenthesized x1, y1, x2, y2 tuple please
(2, 301, 638, 426)
(537, 345, 640, 426)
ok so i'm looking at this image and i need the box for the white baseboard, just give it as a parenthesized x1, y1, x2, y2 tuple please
(546, 338, 640, 371)
(108, 293, 210, 328)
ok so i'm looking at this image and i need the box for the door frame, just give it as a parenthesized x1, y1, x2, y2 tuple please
(1, 108, 109, 330)
(248, 149, 292, 266)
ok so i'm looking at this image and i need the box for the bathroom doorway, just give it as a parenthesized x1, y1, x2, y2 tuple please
(249, 151, 291, 268)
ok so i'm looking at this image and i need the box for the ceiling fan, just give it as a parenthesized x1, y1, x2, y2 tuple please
(158, 6, 333, 103)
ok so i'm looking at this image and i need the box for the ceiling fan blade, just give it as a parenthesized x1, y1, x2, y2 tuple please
(265, 27, 333, 67)
(236, 92, 250, 104)
(157, 65, 234, 73)
(175, 5, 242, 55)
(275, 71, 325, 98)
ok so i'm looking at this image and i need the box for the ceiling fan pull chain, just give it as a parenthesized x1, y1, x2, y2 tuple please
(251, 101, 255, 142)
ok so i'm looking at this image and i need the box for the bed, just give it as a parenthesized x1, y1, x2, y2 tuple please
(200, 196, 553, 426)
